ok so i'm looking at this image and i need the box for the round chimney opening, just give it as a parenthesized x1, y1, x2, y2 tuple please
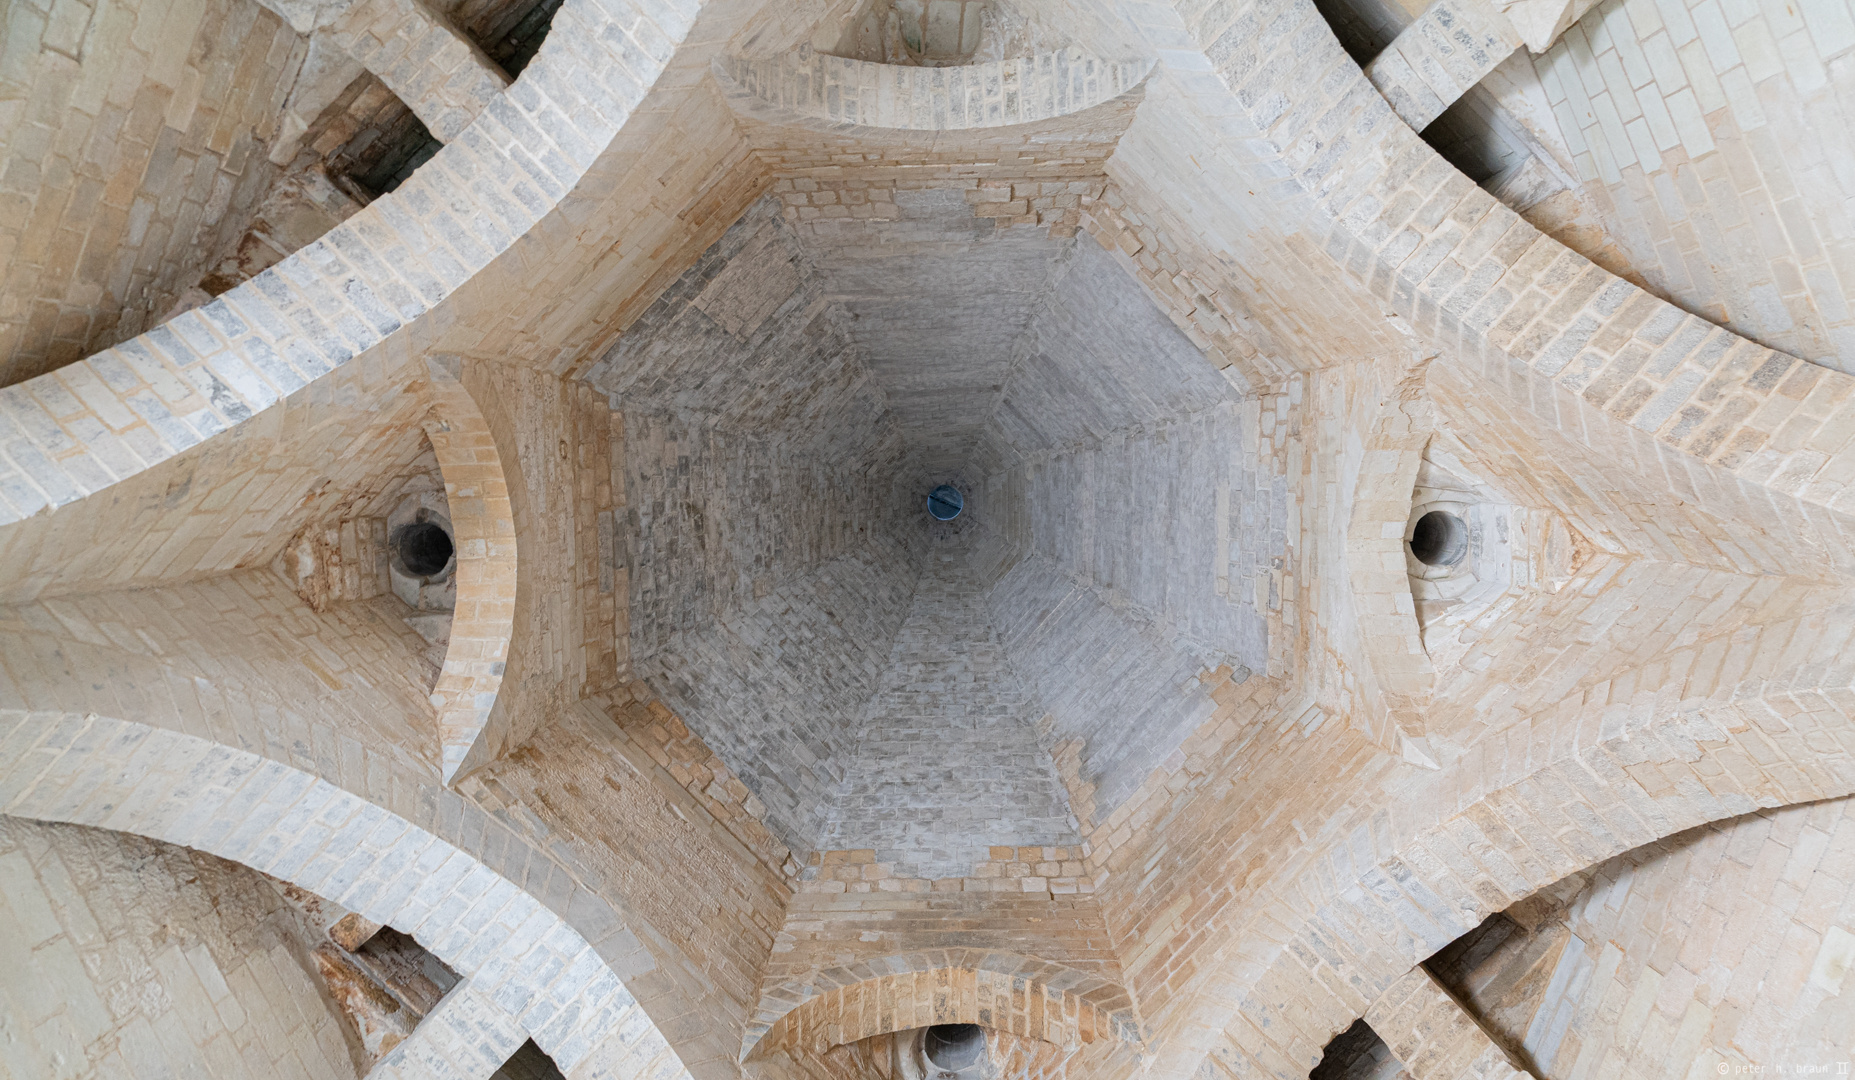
(927, 484, 964, 521)
(924, 1023, 984, 1071)
(396, 521, 455, 577)
(1409, 510, 1468, 567)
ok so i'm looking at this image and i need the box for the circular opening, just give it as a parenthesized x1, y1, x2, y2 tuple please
(924, 1024, 984, 1071)
(1409, 510, 1468, 567)
(397, 521, 455, 577)
(927, 484, 964, 521)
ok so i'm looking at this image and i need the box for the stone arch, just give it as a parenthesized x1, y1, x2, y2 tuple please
(420, 357, 520, 783)
(0, 0, 695, 574)
(1171, 0, 1855, 581)
(0, 710, 687, 1080)
(712, 51, 1155, 132)
(1344, 351, 1439, 760)
(743, 951, 1139, 1063)
(1097, 7, 1855, 1060)
(1194, 679, 1855, 1078)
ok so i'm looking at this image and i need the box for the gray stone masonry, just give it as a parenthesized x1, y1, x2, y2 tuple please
(593, 197, 923, 857)
(821, 542, 1081, 879)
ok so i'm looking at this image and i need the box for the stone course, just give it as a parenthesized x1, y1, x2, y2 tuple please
(323, 0, 513, 143)
(0, 817, 357, 1080)
(0, 551, 763, 1079)
(1440, 797, 1855, 1078)
(750, 954, 1130, 1063)
(822, 548, 1080, 878)
(0, 0, 301, 387)
(422, 358, 520, 781)
(5, 0, 1855, 1077)
(0, 713, 686, 1080)
(0, 0, 698, 532)
(714, 49, 1152, 131)
(1364, 0, 1524, 130)
(1364, 966, 1528, 1079)
(1182, 0, 1855, 568)
(1525, 0, 1855, 373)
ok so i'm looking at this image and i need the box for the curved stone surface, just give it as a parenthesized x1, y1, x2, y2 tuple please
(421, 358, 521, 783)
(1175, 0, 1855, 571)
(1185, 676, 1855, 1077)
(0, 711, 689, 1080)
(745, 950, 1138, 1061)
(1344, 354, 1440, 752)
(6, 0, 1855, 1075)
(0, 0, 691, 537)
(713, 49, 1154, 131)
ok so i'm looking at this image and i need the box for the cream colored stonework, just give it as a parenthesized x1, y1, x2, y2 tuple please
(2, 0, 1854, 1077)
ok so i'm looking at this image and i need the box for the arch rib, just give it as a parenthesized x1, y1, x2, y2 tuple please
(0, 710, 688, 1080)
(745, 950, 1140, 1062)
(422, 358, 520, 783)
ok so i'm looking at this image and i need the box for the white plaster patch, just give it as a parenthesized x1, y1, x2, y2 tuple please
(1810, 925, 1855, 996)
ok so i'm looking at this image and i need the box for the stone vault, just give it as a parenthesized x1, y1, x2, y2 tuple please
(3, 0, 1855, 1076)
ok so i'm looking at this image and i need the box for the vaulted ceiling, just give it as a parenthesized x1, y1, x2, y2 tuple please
(585, 169, 1266, 874)
(4, 0, 1855, 1075)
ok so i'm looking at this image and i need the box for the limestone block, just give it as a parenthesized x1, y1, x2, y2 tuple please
(1365, 966, 1532, 1080)
(1493, 0, 1603, 54)
(714, 49, 1154, 132)
(324, 0, 511, 143)
(1364, 0, 1525, 131)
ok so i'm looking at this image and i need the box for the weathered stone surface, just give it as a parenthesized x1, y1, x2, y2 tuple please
(1, 0, 1853, 1078)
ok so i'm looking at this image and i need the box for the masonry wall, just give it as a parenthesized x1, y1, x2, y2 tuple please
(782, 186, 1076, 481)
(1443, 796, 1855, 1078)
(587, 196, 924, 858)
(637, 538, 921, 860)
(975, 234, 1282, 825)
(0, 0, 304, 388)
(1421, 349, 1838, 579)
(1095, 77, 1415, 373)
(461, 362, 623, 756)
(820, 543, 1080, 878)
(0, 568, 441, 772)
(1306, 0, 1855, 378)
(7, 0, 1855, 1077)
(465, 691, 795, 1073)
(1310, 1019, 1413, 1079)
(1525, 0, 1855, 373)
(1415, 554, 1840, 750)
(0, 817, 358, 1080)
(619, 414, 907, 660)
(752, 862, 1137, 1076)
(0, 549, 766, 1079)
(0, 348, 436, 604)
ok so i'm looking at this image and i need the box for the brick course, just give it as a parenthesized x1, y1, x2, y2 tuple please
(2, 0, 1854, 1077)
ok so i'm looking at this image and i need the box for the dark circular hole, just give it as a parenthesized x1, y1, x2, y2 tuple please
(924, 1023, 984, 1071)
(926, 484, 964, 521)
(397, 521, 454, 577)
(1409, 510, 1467, 567)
